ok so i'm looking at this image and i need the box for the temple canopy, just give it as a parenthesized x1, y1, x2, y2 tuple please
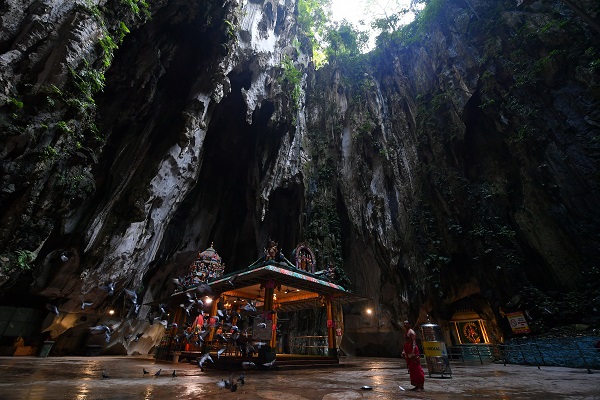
(151, 242, 366, 366)
(207, 261, 365, 312)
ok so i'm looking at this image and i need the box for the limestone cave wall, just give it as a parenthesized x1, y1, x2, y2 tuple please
(0, 0, 598, 356)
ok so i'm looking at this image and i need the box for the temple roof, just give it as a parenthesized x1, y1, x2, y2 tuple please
(158, 261, 366, 312)
(207, 261, 365, 312)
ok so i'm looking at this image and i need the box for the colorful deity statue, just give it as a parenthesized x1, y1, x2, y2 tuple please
(293, 243, 316, 273)
(264, 239, 279, 262)
(184, 243, 224, 287)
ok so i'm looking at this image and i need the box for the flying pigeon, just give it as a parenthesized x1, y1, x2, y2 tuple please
(172, 277, 184, 290)
(90, 325, 111, 335)
(180, 303, 194, 316)
(241, 361, 256, 369)
(198, 352, 214, 369)
(99, 282, 115, 296)
(123, 288, 137, 305)
(217, 348, 227, 358)
(46, 303, 59, 316)
(195, 283, 212, 295)
(263, 359, 276, 368)
(159, 303, 168, 315)
(243, 301, 257, 313)
(226, 275, 237, 286)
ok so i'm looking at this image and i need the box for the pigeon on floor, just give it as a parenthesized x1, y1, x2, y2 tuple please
(143, 368, 149, 376)
(216, 374, 238, 391)
(154, 368, 162, 377)
(172, 370, 177, 378)
(101, 371, 109, 379)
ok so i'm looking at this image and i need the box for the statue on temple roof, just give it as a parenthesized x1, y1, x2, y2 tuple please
(182, 243, 224, 288)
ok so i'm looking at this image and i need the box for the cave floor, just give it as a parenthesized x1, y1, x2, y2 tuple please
(0, 356, 597, 400)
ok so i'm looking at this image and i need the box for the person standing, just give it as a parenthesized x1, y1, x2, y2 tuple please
(401, 320, 425, 391)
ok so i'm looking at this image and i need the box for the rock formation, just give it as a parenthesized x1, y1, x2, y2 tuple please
(0, 0, 598, 356)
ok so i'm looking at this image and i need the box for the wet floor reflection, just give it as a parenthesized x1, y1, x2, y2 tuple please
(0, 356, 598, 400)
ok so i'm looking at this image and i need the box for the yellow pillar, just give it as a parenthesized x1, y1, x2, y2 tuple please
(326, 296, 337, 357)
(263, 280, 276, 351)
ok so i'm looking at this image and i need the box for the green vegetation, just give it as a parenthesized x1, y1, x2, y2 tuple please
(0, 250, 36, 274)
(15, 250, 35, 270)
(9, 97, 24, 109)
(70, 63, 105, 97)
(58, 165, 96, 198)
(324, 20, 368, 59)
(121, 0, 151, 19)
(116, 21, 130, 44)
(409, 202, 450, 298)
(224, 19, 236, 39)
(373, 0, 443, 48)
(279, 56, 303, 112)
(518, 281, 600, 334)
(99, 34, 118, 68)
(297, 0, 331, 59)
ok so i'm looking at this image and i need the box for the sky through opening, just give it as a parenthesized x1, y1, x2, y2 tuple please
(330, 0, 419, 51)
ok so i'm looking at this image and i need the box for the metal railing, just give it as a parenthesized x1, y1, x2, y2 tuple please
(447, 337, 600, 373)
(290, 335, 328, 356)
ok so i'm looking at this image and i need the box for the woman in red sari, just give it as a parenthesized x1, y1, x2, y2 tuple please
(401, 320, 425, 391)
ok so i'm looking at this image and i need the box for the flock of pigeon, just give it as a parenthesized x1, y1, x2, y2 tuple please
(47, 276, 277, 391)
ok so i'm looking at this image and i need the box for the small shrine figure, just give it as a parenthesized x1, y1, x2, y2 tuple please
(326, 261, 336, 281)
(264, 239, 279, 262)
(293, 243, 316, 273)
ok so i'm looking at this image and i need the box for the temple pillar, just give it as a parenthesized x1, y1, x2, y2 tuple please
(207, 297, 219, 342)
(263, 286, 274, 314)
(166, 307, 182, 351)
(326, 296, 337, 357)
(263, 280, 277, 358)
(231, 304, 239, 327)
(270, 310, 278, 349)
